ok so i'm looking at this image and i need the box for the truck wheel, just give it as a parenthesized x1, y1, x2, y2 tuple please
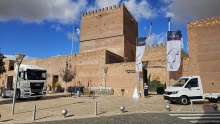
(208, 98, 218, 103)
(1, 90, 6, 98)
(15, 90, 20, 100)
(179, 96, 189, 105)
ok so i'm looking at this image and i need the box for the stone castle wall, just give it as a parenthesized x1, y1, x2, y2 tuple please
(187, 16, 220, 93)
(29, 50, 137, 96)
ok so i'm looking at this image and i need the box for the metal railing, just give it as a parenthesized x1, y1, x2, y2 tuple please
(84, 87, 114, 95)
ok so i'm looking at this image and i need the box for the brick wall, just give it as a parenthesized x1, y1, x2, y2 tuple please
(187, 16, 220, 93)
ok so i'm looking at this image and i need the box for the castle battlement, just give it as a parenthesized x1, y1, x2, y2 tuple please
(81, 3, 137, 23)
(188, 16, 220, 28)
(35, 54, 76, 62)
(146, 43, 166, 49)
(82, 3, 123, 18)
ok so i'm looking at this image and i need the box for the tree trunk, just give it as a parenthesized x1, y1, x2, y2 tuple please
(66, 82, 68, 97)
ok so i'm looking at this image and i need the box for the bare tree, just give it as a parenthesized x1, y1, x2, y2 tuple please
(59, 59, 75, 97)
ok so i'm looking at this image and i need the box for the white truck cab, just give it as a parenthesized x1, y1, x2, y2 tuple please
(163, 75, 220, 105)
(1, 64, 47, 100)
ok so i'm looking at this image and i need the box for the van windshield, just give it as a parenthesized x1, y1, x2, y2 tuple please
(173, 78, 189, 87)
(27, 69, 46, 80)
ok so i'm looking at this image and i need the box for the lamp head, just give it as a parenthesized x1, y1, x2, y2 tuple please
(14, 53, 25, 61)
(103, 67, 108, 73)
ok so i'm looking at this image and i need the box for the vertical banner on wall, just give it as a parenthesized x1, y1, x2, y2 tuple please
(136, 37, 146, 72)
(167, 30, 182, 71)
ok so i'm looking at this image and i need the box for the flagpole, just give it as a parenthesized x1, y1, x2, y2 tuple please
(167, 18, 171, 87)
(71, 26, 74, 55)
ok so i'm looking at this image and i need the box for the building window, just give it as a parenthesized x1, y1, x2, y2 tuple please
(9, 66, 14, 71)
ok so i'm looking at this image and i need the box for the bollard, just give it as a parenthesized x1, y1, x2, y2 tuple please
(212, 103, 218, 111)
(61, 109, 68, 118)
(165, 104, 171, 112)
(190, 101, 194, 112)
(95, 102, 97, 116)
(32, 105, 36, 121)
(120, 106, 125, 113)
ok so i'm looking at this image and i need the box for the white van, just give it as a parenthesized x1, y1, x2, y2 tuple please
(163, 75, 220, 105)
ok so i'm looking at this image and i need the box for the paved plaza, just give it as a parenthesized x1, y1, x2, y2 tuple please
(0, 92, 219, 123)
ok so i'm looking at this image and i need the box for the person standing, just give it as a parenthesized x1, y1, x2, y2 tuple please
(144, 83, 148, 97)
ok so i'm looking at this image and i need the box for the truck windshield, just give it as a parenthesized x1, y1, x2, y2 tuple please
(173, 78, 189, 87)
(27, 69, 46, 80)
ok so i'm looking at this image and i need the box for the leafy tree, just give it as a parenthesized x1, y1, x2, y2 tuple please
(0, 50, 6, 75)
(59, 59, 75, 96)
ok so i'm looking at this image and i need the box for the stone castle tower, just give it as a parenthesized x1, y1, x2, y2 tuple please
(80, 3, 137, 61)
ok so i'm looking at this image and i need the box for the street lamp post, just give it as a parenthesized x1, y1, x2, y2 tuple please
(12, 53, 25, 115)
(103, 67, 108, 99)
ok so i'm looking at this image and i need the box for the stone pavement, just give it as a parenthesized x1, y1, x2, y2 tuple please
(0, 92, 219, 124)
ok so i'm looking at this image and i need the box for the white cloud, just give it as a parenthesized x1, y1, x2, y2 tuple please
(67, 32, 78, 42)
(51, 24, 62, 32)
(163, 0, 220, 25)
(146, 32, 166, 46)
(123, 0, 156, 21)
(95, 0, 121, 8)
(86, 0, 120, 13)
(4, 55, 38, 61)
(0, 0, 88, 24)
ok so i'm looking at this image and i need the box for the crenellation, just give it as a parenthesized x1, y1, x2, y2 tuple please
(188, 16, 220, 28)
(146, 45, 150, 50)
(159, 43, 165, 47)
(82, 3, 124, 18)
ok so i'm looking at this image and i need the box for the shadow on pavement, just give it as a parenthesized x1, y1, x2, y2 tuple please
(0, 119, 13, 122)
(0, 93, 66, 105)
(35, 115, 55, 121)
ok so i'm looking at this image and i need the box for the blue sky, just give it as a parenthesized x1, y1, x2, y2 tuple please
(0, 0, 219, 60)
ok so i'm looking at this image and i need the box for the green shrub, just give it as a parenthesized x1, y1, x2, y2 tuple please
(55, 82, 64, 92)
(148, 80, 166, 94)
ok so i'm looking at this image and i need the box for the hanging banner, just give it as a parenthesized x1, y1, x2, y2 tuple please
(136, 37, 146, 72)
(167, 31, 182, 71)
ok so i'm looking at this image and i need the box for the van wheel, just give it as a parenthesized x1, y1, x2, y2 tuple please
(179, 96, 189, 105)
(208, 98, 218, 103)
(15, 90, 20, 100)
